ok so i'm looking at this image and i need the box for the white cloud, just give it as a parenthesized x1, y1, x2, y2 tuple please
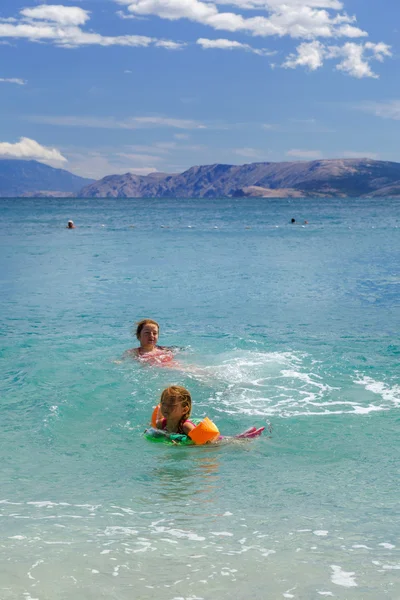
(329, 43, 374, 77)
(0, 137, 67, 163)
(0, 3, 390, 78)
(356, 100, 400, 121)
(284, 40, 325, 70)
(116, 0, 367, 39)
(215, 1, 343, 8)
(0, 4, 184, 49)
(286, 149, 323, 159)
(114, 0, 390, 77)
(65, 138, 209, 178)
(328, 41, 391, 78)
(155, 39, 186, 49)
(0, 77, 26, 85)
(340, 151, 378, 159)
(234, 147, 270, 159)
(337, 24, 367, 38)
(20, 5, 90, 26)
(116, 152, 164, 162)
(126, 142, 173, 153)
(122, 115, 206, 128)
(196, 37, 274, 55)
(63, 148, 162, 178)
(284, 40, 391, 77)
(116, 10, 141, 20)
(28, 115, 206, 130)
(128, 167, 159, 174)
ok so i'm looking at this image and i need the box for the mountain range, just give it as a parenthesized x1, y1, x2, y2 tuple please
(2, 158, 400, 198)
(79, 159, 400, 198)
(0, 160, 93, 197)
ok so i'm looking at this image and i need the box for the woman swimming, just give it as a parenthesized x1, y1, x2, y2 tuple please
(124, 319, 177, 366)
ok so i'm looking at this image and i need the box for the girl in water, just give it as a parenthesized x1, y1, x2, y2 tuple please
(125, 319, 177, 366)
(155, 386, 196, 435)
(150, 385, 265, 443)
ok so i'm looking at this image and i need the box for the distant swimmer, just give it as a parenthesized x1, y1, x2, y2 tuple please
(123, 319, 177, 366)
(67, 220, 76, 229)
(291, 218, 296, 223)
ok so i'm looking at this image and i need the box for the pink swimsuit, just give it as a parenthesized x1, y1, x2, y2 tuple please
(138, 347, 176, 367)
(159, 418, 196, 435)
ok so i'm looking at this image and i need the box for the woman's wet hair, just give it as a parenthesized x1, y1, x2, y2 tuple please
(160, 386, 192, 417)
(135, 319, 160, 339)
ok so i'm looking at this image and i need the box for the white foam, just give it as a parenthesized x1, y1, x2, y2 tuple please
(103, 526, 138, 536)
(313, 530, 328, 536)
(43, 541, 72, 545)
(150, 521, 205, 541)
(260, 549, 276, 557)
(27, 501, 62, 508)
(379, 542, 395, 549)
(27, 559, 43, 580)
(110, 505, 136, 515)
(171, 596, 204, 600)
(202, 350, 400, 418)
(354, 375, 400, 407)
(206, 350, 352, 417)
(352, 404, 387, 414)
(330, 565, 357, 587)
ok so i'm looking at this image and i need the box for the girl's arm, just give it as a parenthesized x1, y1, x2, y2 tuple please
(182, 420, 196, 435)
(155, 418, 165, 430)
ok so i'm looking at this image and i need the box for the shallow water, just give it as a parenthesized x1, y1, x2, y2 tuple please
(0, 197, 399, 599)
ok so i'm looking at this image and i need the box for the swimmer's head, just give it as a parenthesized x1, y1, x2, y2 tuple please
(291, 218, 296, 223)
(160, 386, 192, 419)
(135, 318, 159, 340)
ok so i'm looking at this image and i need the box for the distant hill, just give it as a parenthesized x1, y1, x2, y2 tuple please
(79, 158, 400, 198)
(0, 160, 94, 197)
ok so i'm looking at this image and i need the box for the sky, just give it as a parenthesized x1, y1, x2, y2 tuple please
(0, 0, 399, 179)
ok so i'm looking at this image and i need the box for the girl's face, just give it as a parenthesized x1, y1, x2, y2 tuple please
(138, 324, 159, 348)
(160, 397, 187, 421)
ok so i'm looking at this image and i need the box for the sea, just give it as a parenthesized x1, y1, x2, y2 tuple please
(0, 197, 399, 600)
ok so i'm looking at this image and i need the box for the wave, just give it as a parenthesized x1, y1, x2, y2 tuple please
(188, 350, 398, 419)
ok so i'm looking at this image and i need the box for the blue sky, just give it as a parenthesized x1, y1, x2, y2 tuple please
(0, 0, 399, 179)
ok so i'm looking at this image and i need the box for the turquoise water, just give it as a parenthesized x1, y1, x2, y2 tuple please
(0, 197, 399, 599)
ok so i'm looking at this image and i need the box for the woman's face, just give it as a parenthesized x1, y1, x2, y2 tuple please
(138, 323, 159, 348)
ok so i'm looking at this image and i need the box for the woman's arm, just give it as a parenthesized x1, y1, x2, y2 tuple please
(121, 348, 139, 359)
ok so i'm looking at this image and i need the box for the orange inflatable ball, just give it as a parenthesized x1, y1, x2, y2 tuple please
(188, 417, 220, 445)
